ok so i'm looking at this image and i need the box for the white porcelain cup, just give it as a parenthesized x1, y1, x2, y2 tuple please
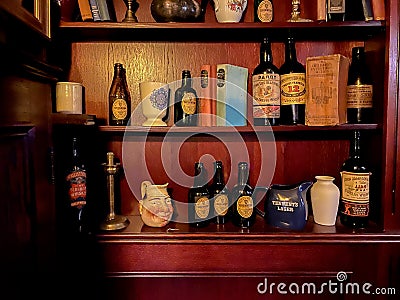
(56, 82, 83, 114)
(140, 82, 169, 126)
(214, 0, 247, 23)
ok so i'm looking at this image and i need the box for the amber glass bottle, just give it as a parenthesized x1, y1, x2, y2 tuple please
(252, 36, 280, 126)
(279, 37, 306, 125)
(109, 63, 131, 125)
(231, 162, 256, 228)
(210, 161, 230, 224)
(188, 162, 210, 227)
(174, 70, 199, 126)
(347, 47, 373, 123)
(339, 130, 371, 228)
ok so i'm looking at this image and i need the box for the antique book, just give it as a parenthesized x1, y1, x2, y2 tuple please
(317, 0, 327, 21)
(199, 64, 217, 126)
(88, 0, 101, 21)
(371, 0, 385, 20)
(97, 0, 111, 21)
(305, 54, 350, 126)
(77, 0, 93, 21)
(216, 64, 248, 126)
(361, 0, 374, 21)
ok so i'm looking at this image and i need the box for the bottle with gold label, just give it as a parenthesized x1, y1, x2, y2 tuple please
(109, 63, 131, 126)
(188, 162, 210, 227)
(210, 161, 230, 224)
(174, 70, 198, 126)
(252, 36, 280, 126)
(347, 47, 373, 123)
(339, 130, 371, 228)
(279, 36, 306, 125)
(231, 162, 256, 228)
(254, 0, 273, 22)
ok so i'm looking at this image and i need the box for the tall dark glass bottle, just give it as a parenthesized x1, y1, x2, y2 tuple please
(174, 70, 198, 126)
(254, 0, 273, 22)
(279, 37, 306, 125)
(231, 162, 256, 228)
(346, 47, 373, 123)
(109, 63, 131, 125)
(66, 137, 87, 233)
(252, 37, 280, 126)
(188, 162, 210, 227)
(210, 161, 230, 224)
(339, 130, 371, 228)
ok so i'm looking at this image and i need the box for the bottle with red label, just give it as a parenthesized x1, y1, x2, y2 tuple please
(231, 162, 256, 228)
(174, 70, 199, 126)
(66, 137, 87, 232)
(339, 130, 371, 228)
(279, 36, 306, 125)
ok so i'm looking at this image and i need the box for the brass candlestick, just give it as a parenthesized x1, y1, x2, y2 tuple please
(287, 0, 313, 22)
(99, 152, 130, 231)
(122, 0, 139, 22)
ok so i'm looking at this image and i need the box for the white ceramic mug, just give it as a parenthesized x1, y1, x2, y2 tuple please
(56, 82, 83, 114)
(140, 82, 169, 126)
(214, 0, 247, 23)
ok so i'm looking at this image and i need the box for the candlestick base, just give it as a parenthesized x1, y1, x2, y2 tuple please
(100, 215, 130, 231)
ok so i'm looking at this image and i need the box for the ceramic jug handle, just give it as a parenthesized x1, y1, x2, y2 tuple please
(141, 181, 152, 199)
(242, 0, 247, 11)
(253, 186, 269, 218)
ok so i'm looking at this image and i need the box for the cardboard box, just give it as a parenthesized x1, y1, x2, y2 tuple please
(305, 54, 350, 126)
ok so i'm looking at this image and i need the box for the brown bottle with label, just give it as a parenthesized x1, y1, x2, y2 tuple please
(339, 130, 371, 228)
(210, 161, 230, 224)
(174, 70, 199, 126)
(252, 36, 280, 126)
(279, 36, 306, 125)
(188, 162, 210, 227)
(346, 47, 373, 123)
(109, 63, 131, 126)
(231, 162, 256, 228)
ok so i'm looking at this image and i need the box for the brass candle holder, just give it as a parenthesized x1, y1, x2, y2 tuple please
(122, 0, 139, 22)
(287, 0, 313, 22)
(99, 152, 130, 231)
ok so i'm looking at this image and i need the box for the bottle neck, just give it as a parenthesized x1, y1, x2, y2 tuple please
(181, 71, 192, 87)
(237, 163, 249, 186)
(284, 38, 298, 63)
(260, 39, 273, 64)
(213, 162, 224, 185)
(350, 131, 361, 159)
(113, 64, 123, 79)
(194, 163, 206, 187)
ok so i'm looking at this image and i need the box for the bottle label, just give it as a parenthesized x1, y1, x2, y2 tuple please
(214, 194, 229, 216)
(256, 0, 273, 22)
(236, 195, 253, 219)
(66, 170, 87, 209)
(347, 85, 373, 108)
(280, 73, 306, 105)
(195, 196, 210, 219)
(112, 98, 128, 120)
(181, 92, 197, 115)
(340, 171, 370, 217)
(252, 74, 280, 118)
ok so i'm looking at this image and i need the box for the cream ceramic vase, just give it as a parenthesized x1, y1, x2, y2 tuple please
(310, 176, 340, 226)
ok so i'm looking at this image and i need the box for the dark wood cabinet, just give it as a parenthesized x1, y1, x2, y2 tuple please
(1, 0, 400, 299)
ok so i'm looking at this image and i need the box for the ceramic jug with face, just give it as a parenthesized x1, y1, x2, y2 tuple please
(140, 181, 173, 227)
(264, 181, 313, 231)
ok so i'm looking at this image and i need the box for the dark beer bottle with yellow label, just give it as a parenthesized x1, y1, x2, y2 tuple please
(174, 70, 198, 126)
(279, 37, 306, 125)
(210, 161, 230, 224)
(188, 162, 210, 227)
(231, 162, 256, 228)
(109, 63, 131, 126)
